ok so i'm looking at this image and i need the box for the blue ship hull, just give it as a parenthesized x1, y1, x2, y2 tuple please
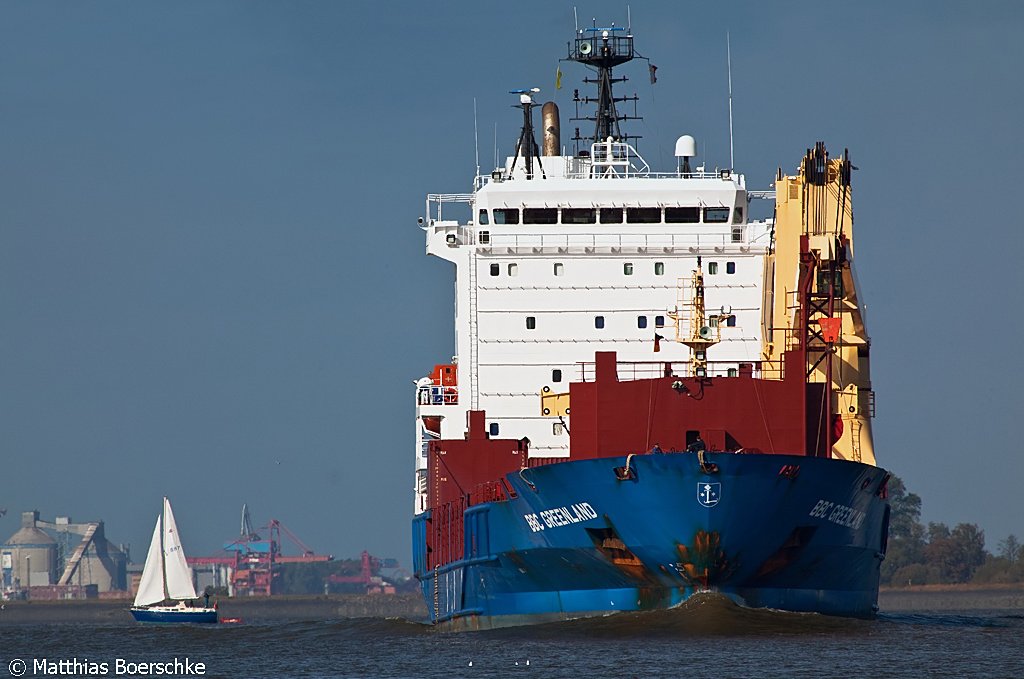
(130, 606, 218, 624)
(413, 452, 890, 630)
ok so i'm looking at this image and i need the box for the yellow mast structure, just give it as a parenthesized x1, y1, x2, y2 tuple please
(669, 257, 723, 378)
(762, 143, 876, 465)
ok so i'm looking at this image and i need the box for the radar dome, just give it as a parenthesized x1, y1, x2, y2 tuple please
(674, 135, 697, 158)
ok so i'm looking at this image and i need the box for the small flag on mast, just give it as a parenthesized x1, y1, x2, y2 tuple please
(649, 64, 658, 84)
(654, 333, 665, 352)
(556, 66, 563, 90)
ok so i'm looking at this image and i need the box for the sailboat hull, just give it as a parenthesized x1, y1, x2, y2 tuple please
(130, 606, 218, 624)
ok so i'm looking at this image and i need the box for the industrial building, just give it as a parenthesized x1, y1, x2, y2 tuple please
(1, 510, 128, 599)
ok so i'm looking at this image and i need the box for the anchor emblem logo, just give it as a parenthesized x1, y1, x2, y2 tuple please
(697, 482, 721, 507)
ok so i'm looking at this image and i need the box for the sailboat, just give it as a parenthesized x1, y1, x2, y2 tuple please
(130, 497, 217, 623)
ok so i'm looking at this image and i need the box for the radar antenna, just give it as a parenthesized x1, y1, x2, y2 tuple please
(508, 88, 545, 180)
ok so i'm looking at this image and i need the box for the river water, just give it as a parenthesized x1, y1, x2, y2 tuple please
(2, 596, 1022, 678)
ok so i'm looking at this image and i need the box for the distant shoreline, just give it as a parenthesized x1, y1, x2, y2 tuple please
(0, 594, 429, 625)
(1, 587, 1019, 625)
(879, 583, 1024, 612)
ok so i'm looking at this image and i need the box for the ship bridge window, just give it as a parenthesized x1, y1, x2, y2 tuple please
(478, 210, 490, 225)
(665, 207, 699, 223)
(708, 262, 719, 275)
(562, 208, 596, 224)
(599, 208, 623, 224)
(817, 270, 844, 296)
(732, 207, 744, 224)
(626, 207, 661, 223)
(490, 263, 500, 276)
(494, 208, 519, 224)
(524, 208, 557, 224)
(704, 207, 730, 223)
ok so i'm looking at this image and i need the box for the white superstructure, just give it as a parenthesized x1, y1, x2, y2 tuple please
(414, 132, 775, 513)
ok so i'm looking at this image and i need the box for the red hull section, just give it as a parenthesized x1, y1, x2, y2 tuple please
(569, 351, 830, 459)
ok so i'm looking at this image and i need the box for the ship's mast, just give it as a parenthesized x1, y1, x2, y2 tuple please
(508, 88, 545, 180)
(568, 24, 641, 152)
(670, 257, 722, 378)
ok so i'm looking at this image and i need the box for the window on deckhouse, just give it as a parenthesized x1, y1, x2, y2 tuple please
(626, 207, 660, 223)
(704, 207, 730, 223)
(493, 208, 519, 224)
(599, 208, 623, 224)
(523, 208, 557, 224)
(477, 210, 489, 225)
(553, 262, 564, 276)
(562, 208, 596, 224)
(665, 207, 699, 223)
(489, 263, 499, 276)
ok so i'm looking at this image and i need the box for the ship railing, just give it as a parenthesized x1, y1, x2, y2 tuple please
(475, 231, 747, 251)
(469, 479, 516, 505)
(425, 193, 474, 223)
(417, 385, 459, 406)
(575, 359, 786, 382)
(475, 167, 740, 185)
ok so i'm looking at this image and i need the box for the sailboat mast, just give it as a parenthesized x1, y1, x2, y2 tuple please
(161, 497, 169, 602)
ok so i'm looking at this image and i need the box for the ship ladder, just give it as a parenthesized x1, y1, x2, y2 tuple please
(468, 249, 480, 410)
(852, 420, 863, 463)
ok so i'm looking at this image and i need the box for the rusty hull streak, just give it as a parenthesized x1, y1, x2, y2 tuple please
(672, 530, 735, 589)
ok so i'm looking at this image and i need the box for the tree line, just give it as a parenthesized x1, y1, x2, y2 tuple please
(883, 475, 1023, 586)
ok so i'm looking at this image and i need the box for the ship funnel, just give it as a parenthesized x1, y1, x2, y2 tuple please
(542, 102, 560, 156)
(675, 135, 696, 174)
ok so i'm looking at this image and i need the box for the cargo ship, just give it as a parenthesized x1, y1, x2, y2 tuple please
(411, 22, 890, 630)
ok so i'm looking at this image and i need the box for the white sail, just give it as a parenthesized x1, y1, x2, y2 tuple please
(161, 497, 198, 601)
(133, 514, 166, 607)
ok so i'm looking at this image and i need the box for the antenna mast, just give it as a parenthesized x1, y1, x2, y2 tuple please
(508, 89, 545, 180)
(568, 22, 641, 152)
(473, 98, 480, 179)
(727, 32, 734, 170)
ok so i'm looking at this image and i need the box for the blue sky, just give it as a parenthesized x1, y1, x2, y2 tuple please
(1, 1, 1022, 567)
